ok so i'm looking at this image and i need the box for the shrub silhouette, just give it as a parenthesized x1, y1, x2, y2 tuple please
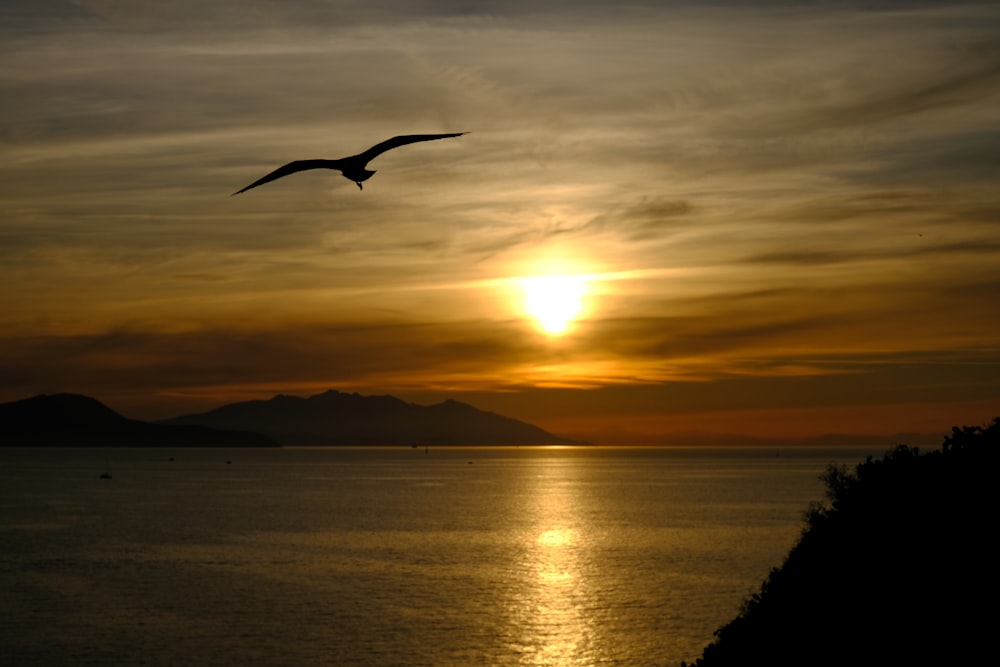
(682, 418, 999, 667)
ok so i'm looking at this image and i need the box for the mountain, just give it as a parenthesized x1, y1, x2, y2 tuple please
(0, 393, 277, 447)
(161, 389, 578, 446)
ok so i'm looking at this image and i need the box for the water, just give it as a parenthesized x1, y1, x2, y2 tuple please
(0, 446, 876, 666)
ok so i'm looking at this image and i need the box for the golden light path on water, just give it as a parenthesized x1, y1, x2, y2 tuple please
(0, 446, 859, 665)
(508, 453, 608, 666)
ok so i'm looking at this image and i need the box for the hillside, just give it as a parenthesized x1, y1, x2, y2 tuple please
(0, 393, 277, 447)
(162, 389, 577, 446)
(682, 417, 999, 667)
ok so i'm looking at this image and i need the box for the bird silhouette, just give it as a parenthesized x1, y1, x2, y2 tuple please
(232, 133, 466, 195)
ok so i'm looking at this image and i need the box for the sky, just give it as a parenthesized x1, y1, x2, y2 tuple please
(1, 0, 999, 444)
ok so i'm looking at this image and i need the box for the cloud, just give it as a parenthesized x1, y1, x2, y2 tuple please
(0, 319, 523, 397)
(782, 54, 1000, 133)
(1, 0, 999, 437)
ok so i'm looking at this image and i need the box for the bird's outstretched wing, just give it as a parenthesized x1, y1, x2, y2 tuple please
(355, 133, 466, 164)
(232, 159, 341, 195)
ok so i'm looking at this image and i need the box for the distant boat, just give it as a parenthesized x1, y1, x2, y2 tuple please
(99, 459, 112, 479)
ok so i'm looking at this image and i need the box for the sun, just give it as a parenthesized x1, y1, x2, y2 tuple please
(520, 274, 589, 335)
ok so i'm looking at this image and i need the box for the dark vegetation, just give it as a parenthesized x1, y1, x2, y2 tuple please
(683, 418, 999, 666)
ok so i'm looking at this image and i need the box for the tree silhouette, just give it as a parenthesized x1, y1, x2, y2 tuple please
(682, 418, 999, 667)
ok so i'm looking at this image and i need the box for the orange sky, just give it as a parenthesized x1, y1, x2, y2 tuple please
(1, 1, 999, 444)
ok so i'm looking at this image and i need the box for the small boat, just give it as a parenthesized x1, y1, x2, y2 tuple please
(99, 460, 112, 479)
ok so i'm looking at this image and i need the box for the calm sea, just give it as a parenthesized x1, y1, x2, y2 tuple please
(0, 445, 877, 666)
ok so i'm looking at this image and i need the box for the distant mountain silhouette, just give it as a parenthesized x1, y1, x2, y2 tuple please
(0, 393, 276, 447)
(681, 417, 999, 667)
(162, 389, 578, 446)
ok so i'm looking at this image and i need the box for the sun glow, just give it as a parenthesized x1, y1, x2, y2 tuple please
(520, 274, 589, 335)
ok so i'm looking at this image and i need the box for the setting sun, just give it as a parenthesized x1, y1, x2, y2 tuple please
(520, 274, 589, 335)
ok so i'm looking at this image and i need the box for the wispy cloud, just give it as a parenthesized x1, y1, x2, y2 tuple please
(1, 0, 998, 437)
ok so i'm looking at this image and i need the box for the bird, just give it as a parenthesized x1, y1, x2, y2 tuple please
(232, 132, 466, 195)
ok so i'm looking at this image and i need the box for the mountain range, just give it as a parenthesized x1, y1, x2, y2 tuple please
(0, 393, 276, 447)
(161, 390, 576, 446)
(0, 390, 576, 446)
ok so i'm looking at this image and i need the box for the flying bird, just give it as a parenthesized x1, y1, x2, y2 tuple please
(232, 132, 466, 195)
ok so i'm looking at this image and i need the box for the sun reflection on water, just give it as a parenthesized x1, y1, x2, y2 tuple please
(507, 460, 607, 666)
(536, 528, 578, 585)
(537, 528, 576, 548)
